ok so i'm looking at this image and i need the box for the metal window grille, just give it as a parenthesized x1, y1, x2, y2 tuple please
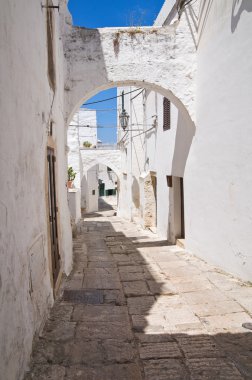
(163, 98, 171, 131)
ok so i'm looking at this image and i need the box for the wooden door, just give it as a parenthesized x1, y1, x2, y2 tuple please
(173, 176, 185, 240)
(151, 174, 157, 227)
(47, 147, 60, 285)
(180, 178, 185, 238)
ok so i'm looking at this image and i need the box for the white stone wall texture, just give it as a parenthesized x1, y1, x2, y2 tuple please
(98, 164, 117, 192)
(185, 0, 252, 280)
(68, 109, 98, 190)
(0, 0, 72, 378)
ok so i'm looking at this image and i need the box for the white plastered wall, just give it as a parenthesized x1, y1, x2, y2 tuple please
(185, 0, 252, 280)
(0, 0, 72, 378)
(118, 86, 194, 240)
(144, 91, 194, 241)
(67, 109, 98, 212)
(98, 164, 117, 193)
(85, 166, 99, 212)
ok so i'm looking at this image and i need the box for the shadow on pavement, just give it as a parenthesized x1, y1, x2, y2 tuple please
(25, 213, 252, 379)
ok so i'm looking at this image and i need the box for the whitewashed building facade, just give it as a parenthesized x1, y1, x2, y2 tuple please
(1, 0, 252, 378)
(117, 0, 252, 283)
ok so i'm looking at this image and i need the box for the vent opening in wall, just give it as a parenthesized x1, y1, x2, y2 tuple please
(163, 98, 170, 131)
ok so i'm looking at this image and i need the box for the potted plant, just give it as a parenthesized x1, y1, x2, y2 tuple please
(83, 141, 92, 148)
(67, 166, 76, 188)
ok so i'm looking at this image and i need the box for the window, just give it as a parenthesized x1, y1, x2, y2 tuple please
(163, 98, 170, 131)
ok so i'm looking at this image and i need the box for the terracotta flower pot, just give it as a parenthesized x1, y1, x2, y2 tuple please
(67, 180, 73, 189)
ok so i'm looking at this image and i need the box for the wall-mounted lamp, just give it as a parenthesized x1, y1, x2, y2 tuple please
(119, 91, 129, 131)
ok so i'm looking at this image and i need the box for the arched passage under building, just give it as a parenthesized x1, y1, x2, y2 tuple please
(81, 163, 119, 214)
(64, 2, 197, 237)
(62, 5, 197, 242)
(80, 150, 121, 179)
(63, 19, 197, 126)
(67, 81, 195, 245)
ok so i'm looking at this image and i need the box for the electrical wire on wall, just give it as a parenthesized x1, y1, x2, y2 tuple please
(70, 86, 147, 146)
(83, 87, 142, 106)
(69, 123, 154, 129)
(80, 108, 118, 112)
(130, 88, 145, 101)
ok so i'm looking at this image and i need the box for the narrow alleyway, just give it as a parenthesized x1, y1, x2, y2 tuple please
(25, 200, 252, 379)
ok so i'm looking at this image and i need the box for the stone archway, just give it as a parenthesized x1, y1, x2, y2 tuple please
(63, 3, 197, 241)
(63, 9, 196, 126)
(80, 149, 121, 179)
(80, 155, 120, 213)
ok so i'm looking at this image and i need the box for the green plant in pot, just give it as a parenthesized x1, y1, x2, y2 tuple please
(67, 166, 76, 188)
(83, 141, 92, 148)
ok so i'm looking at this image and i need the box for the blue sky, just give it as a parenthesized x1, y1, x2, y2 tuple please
(68, 0, 164, 143)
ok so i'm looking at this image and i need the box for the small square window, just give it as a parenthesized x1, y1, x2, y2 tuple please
(92, 190, 95, 195)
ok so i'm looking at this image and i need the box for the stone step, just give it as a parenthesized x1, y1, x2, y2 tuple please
(176, 238, 185, 248)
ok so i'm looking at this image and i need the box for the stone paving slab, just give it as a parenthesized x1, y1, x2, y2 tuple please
(131, 314, 166, 332)
(82, 274, 121, 289)
(25, 209, 252, 379)
(25, 365, 66, 380)
(42, 321, 76, 342)
(120, 271, 145, 281)
(72, 305, 129, 323)
(182, 288, 230, 305)
(102, 289, 126, 305)
(76, 321, 134, 341)
(143, 359, 189, 380)
(123, 280, 150, 297)
(139, 341, 182, 359)
(127, 296, 156, 314)
(191, 300, 244, 317)
(175, 334, 224, 359)
(65, 363, 142, 380)
(88, 261, 117, 268)
(102, 339, 137, 363)
(186, 358, 244, 379)
(201, 312, 252, 333)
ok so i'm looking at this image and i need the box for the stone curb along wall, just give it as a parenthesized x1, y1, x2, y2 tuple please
(0, 1, 72, 379)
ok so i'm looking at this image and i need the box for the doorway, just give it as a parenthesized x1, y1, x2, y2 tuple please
(173, 176, 185, 240)
(47, 147, 60, 286)
(151, 173, 157, 228)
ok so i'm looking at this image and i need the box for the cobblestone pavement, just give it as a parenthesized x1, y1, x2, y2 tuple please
(25, 202, 252, 379)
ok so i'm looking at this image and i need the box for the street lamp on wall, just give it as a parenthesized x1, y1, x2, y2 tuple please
(119, 90, 129, 131)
